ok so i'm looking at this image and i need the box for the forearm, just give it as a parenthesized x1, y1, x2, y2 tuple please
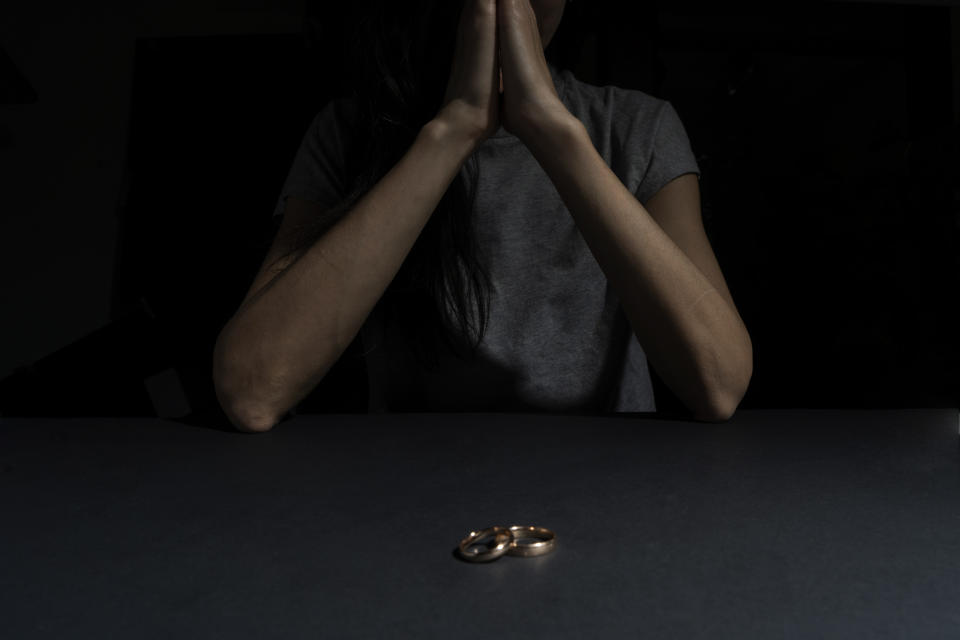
(525, 118, 752, 421)
(216, 117, 480, 430)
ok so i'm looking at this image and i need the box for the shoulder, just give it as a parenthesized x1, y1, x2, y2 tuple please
(560, 69, 680, 156)
(557, 69, 700, 204)
(558, 69, 671, 137)
(295, 95, 366, 172)
(308, 95, 362, 135)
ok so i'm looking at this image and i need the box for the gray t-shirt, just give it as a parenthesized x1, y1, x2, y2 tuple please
(273, 62, 701, 413)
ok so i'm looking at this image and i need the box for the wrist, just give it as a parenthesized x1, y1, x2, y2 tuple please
(430, 106, 487, 150)
(520, 112, 586, 158)
(421, 116, 483, 162)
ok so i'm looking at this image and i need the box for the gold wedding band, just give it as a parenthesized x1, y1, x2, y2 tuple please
(504, 525, 556, 557)
(457, 525, 557, 562)
(457, 526, 513, 562)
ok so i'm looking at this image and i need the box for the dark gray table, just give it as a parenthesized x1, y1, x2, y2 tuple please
(2, 410, 959, 638)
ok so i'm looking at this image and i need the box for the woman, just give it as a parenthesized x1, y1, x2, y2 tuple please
(212, 0, 753, 431)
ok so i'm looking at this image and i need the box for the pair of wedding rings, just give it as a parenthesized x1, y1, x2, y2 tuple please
(457, 525, 557, 562)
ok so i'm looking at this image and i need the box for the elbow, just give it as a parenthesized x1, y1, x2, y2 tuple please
(692, 390, 741, 423)
(221, 390, 280, 433)
(233, 412, 280, 433)
(693, 396, 739, 423)
(693, 355, 753, 423)
(216, 385, 281, 433)
(213, 332, 281, 434)
(214, 373, 280, 433)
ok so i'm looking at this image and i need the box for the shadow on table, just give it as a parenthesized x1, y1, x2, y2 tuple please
(166, 406, 698, 435)
(168, 405, 244, 433)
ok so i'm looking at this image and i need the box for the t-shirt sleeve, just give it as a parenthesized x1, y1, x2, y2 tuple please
(633, 100, 701, 207)
(272, 98, 355, 220)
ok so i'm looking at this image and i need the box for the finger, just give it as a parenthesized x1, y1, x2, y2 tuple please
(462, 0, 499, 80)
(497, 0, 541, 82)
(476, 0, 499, 70)
(494, 8, 502, 95)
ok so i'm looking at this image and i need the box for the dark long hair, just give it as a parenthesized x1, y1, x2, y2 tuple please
(274, 0, 591, 371)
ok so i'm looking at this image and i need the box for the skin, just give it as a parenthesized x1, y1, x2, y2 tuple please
(530, 0, 566, 49)
(498, 0, 754, 420)
(500, 0, 564, 90)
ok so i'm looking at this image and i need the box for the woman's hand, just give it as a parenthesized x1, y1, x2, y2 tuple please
(437, 0, 574, 147)
(439, 0, 502, 145)
(497, 0, 573, 143)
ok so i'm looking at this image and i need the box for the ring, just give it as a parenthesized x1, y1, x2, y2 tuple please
(457, 526, 514, 562)
(504, 525, 556, 557)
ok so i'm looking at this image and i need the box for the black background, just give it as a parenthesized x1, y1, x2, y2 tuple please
(1, 0, 957, 420)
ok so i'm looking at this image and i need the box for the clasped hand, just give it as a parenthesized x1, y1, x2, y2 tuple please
(442, 0, 574, 146)
(497, 0, 571, 141)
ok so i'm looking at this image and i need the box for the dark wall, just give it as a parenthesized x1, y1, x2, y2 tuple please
(630, 2, 960, 410)
(0, 0, 308, 415)
(1, 0, 957, 419)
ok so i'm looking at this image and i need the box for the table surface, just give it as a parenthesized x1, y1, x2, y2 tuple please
(2, 410, 960, 639)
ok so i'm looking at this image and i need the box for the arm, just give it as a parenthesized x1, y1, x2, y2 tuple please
(213, 115, 481, 432)
(523, 117, 753, 422)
